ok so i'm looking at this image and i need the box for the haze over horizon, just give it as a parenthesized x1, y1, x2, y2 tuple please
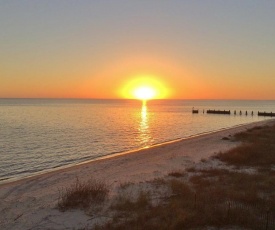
(1, 1, 275, 100)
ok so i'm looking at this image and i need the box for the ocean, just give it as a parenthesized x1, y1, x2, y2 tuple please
(0, 99, 275, 183)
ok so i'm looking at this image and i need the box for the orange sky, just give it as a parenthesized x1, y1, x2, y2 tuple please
(1, 1, 275, 100)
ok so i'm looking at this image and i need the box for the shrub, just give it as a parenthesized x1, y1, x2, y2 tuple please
(57, 177, 109, 211)
(216, 124, 275, 168)
(112, 190, 151, 213)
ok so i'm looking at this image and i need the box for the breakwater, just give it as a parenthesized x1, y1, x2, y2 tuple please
(192, 109, 275, 117)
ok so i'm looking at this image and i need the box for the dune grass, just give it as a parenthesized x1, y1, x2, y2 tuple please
(215, 124, 275, 168)
(95, 176, 274, 230)
(57, 177, 109, 211)
(111, 190, 151, 214)
(59, 123, 275, 229)
(93, 123, 275, 229)
(93, 169, 275, 230)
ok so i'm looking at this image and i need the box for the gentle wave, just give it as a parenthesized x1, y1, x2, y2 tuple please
(0, 99, 275, 183)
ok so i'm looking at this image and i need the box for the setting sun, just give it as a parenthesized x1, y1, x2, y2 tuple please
(120, 75, 169, 100)
(133, 86, 156, 100)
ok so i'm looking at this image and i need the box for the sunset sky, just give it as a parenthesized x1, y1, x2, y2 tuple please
(1, 1, 275, 99)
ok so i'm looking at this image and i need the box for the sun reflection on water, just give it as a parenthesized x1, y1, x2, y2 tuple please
(138, 101, 151, 147)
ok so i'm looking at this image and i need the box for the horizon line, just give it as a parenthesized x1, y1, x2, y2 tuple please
(1, 97, 275, 101)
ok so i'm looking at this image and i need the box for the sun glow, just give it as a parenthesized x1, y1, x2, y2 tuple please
(133, 86, 156, 100)
(120, 75, 168, 100)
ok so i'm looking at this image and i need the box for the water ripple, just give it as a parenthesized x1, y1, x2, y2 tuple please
(0, 99, 274, 183)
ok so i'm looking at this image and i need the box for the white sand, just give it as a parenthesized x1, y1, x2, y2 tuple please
(0, 119, 274, 230)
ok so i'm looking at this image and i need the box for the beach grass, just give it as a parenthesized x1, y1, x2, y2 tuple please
(91, 123, 275, 229)
(215, 124, 275, 167)
(57, 123, 275, 229)
(111, 190, 151, 214)
(57, 177, 109, 211)
(95, 176, 272, 230)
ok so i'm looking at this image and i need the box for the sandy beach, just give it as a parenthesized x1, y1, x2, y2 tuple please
(0, 119, 274, 230)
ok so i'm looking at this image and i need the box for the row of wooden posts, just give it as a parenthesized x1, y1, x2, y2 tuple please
(192, 109, 275, 117)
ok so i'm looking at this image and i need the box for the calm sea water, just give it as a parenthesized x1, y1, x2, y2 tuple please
(1, 99, 275, 183)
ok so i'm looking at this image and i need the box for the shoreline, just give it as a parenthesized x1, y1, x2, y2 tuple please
(1, 119, 275, 229)
(1, 119, 272, 187)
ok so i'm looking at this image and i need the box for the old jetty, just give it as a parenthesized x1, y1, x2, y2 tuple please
(207, 110, 231, 115)
(192, 108, 275, 117)
(258, 112, 275, 117)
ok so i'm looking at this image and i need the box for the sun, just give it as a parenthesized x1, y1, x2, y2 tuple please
(120, 75, 169, 100)
(133, 86, 156, 100)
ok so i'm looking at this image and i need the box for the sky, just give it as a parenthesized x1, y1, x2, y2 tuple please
(1, 1, 275, 99)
